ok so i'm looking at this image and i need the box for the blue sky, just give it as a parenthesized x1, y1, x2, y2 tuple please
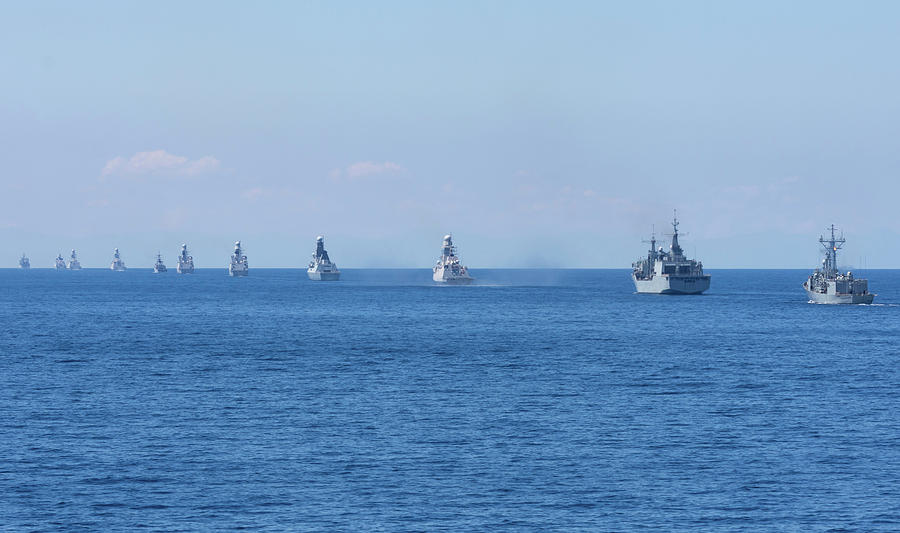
(2, 1, 899, 268)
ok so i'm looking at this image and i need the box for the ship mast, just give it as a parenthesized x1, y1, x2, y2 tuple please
(819, 224, 845, 277)
(642, 225, 657, 260)
(669, 209, 683, 258)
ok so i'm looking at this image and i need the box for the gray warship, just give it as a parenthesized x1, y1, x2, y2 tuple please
(308, 236, 340, 281)
(632, 213, 710, 294)
(55, 253, 66, 270)
(229, 241, 248, 277)
(803, 225, 874, 304)
(67, 249, 82, 270)
(153, 253, 167, 273)
(433, 234, 473, 284)
(177, 244, 194, 274)
(19, 254, 30, 270)
(110, 248, 127, 271)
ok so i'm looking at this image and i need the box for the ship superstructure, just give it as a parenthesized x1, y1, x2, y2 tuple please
(55, 254, 66, 270)
(110, 248, 127, 271)
(307, 236, 340, 280)
(433, 234, 473, 284)
(177, 244, 194, 274)
(229, 241, 248, 277)
(67, 249, 82, 270)
(19, 254, 30, 269)
(632, 213, 710, 294)
(154, 253, 167, 273)
(803, 225, 874, 304)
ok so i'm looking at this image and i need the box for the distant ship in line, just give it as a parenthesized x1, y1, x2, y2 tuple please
(308, 236, 340, 280)
(67, 249, 82, 270)
(110, 248, 127, 271)
(177, 244, 194, 274)
(433, 234, 473, 284)
(19, 254, 30, 270)
(229, 241, 248, 277)
(154, 253, 167, 273)
(632, 212, 710, 294)
(803, 225, 874, 304)
(55, 254, 66, 270)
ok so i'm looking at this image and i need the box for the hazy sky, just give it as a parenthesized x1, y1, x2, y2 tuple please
(3, 1, 899, 268)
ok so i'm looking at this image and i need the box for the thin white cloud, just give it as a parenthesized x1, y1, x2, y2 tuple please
(241, 187, 265, 200)
(102, 150, 221, 177)
(330, 161, 405, 181)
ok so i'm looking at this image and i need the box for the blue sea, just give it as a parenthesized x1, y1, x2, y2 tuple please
(2, 268, 900, 531)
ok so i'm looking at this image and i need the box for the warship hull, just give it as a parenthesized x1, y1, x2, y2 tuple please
(308, 269, 340, 281)
(633, 274, 710, 294)
(435, 277, 474, 285)
(177, 265, 194, 274)
(229, 267, 248, 277)
(153, 266, 167, 273)
(805, 289, 874, 305)
(433, 271, 473, 284)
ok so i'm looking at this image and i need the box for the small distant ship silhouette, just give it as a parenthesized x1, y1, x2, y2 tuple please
(67, 249, 82, 270)
(110, 248, 127, 271)
(177, 244, 194, 274)
(19, 253, 30, 270)
(433, 234, 473, 284)
(55, 253, 66, 270)
(154, 253, 167, 273)
(308, 236, 340, 280)
(229, 241, 248, 277)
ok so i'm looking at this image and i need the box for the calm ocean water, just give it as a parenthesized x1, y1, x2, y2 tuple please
(2, 268, 899, 531)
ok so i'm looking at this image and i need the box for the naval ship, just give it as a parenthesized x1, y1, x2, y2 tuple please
(803, 225, 874, 304)
(229, 241, 248, 276)
(632, 213, 710, 294)
(177, 244, 194, 274)
(67, 249, 82, 270)
(55, 254, 66, 270)
(110, 248, 127, 271)
(19, 254, 30, 270)
(154, 253, 167, 273)
(433, 234, 473, 284)
(308, 236, 340, 280)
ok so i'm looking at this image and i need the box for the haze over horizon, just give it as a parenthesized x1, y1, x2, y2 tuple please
(3, 1, 900, 268)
